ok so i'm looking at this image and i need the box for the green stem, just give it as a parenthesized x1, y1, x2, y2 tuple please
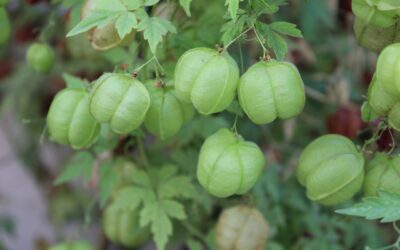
(134, 56, 156, 73)
(137, 137, 150, 168)
(224, 26, 253, 50)
(181, 220, 209, 247)
(253, 27, 268, 57)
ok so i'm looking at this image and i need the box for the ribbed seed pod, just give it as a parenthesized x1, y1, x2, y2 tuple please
(0, 8, 10, 46)
(238, 60, 305, 125)
(49, 241, 94, 250)
(354, 18, 400, 52)
(81, 0, 135, 51)
(376, 43, 400, 95)
(364, 153, 400, 196)
(197, 128, 265, 198)
(26, 43, 55, 74)
(103, 205, 150, 247)
(144, 81, 194, 140)
(47, 88, 100, 149)
(352, 0, 398, 28)
(174, 47, 239, 115)
(89, 73, 151, 134)
(367, 76, 400, 130)
(216, 206, 269, 250)
(296, 134, 365, 206)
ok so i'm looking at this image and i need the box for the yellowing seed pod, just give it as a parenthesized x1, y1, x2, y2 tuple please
(364, 153, 400, 196)
(144, 81, 194, 140)
(238, 60, 305, 125)
(297, 134, 365, 206)
(376, 43, 400, 95)
(174, 47, 239, 115)
(352, 0, 398, 28)
(81, 0, 135, 51)
(89, 73, 151, 134)
(216, 206, 269, 250)
(47, 88, 100, 149)
(367, 76, 400, 130)
(103, 205, 150, 247)
(197, 128, 265, 198)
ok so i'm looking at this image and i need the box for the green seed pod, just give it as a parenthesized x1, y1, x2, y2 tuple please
(361, 101, 378, 122)
(352, 0, 398, 28)
(197, 128, 265, 198)
(367, 76, 400, 130)
(296, 134, 365, 206)
(216, 206, 269, 250)
(353, 18, 400, 52)
(49, 241, 94, 250)
(89, 73, 151, 134)
(174, 47, 239, 115)
(364, 153, 400, 196)
(103, 205, 150, 247)
(47, 88, 100, 149)
(26, 43, 56, 74)
(376, 43, 400, 95)
(0, 8, 10, 46)
(238, 60, 305, 125)
(113, 158, 136, 187)
(144, 81, 194, 140)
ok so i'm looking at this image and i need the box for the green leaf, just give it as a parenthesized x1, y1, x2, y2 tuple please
(270, 21, 303, 38)
(132, 169, 152, 188)
(140, 200, 173, 250)
(92, 0, 127, 11)
(266, 31, 287, 60)
(120, 0, 141, 10)
(115, 11, 138, 39)
(187, 239, 203, 250)
(143, 0, 160, 6)
(161, 199, 187, 219)
(336, 192, 400, 223)
(112, 186, 151, 210)
(137, 16, 177, 53)
(225, 0, 243, 21)
(54, 152, 93, 185)
(62, 73, 88, 89)
(99, 162, 118, 207)
(158, 176, 197, 199)
(179, 0, 192, 16)
(67, 11, 120, 37)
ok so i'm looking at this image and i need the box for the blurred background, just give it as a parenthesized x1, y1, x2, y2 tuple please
(0, 0, 393, 249)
